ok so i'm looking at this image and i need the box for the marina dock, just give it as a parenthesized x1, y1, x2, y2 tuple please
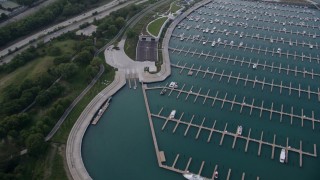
(139, 0, 320, 179)
(151, 107, 317, 166)
(145, 85, 320, 129)
(91, 97, 112, 125)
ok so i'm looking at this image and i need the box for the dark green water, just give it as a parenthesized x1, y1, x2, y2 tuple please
(82, 85, 181, 179)
(82, 0, 320, 179)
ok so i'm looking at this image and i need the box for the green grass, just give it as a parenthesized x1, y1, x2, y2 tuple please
(51, 40, 76, 55)
(0, 56, 52, 98)
(0, 40, 76, 100)
(51, 63, 115, 143)
(124, 1, 172, 60)
(147, 17, 168, 37)
(170, 2, 181, 13)
(47, 145, 68, 180)
(124, 36, 139, 60)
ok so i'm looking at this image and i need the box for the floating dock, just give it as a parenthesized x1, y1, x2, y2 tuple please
(91, 97, 112, 125)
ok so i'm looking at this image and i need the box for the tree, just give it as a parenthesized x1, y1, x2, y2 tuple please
(74, 50, 93, 65)
(53, 54, 71, 65)
(126, 28, 136, 39)
(57, 63, 78, 79)
(26, 133, 46, 157)
(91, 57, 102, 67)
(48, 46, 61, 56)
(86, 65, 98, 78)
(35, 91, 51, 106)
(107, 25, 118, 37)
(115, 17, 125, 29)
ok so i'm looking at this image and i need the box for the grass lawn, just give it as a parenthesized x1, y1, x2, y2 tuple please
(170, 2, 181, 13)
(0, 40, 76, 100)
(147, 17, 168, 37)
(0, 56, 54, 100)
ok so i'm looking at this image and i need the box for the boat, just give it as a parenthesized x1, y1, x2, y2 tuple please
(253, 63, 257, 69)
(280, 148, 286, 163)
(160, 89, 167, 95)
(239, 42, 243, 46)
(310, 44, 313, 49)
(203, 41, 206, 45)
(237, 126, 243, 135)
(277, 48, 281, 53)
(211, 41, 216, 47)
(183, 172, 206, 180)
(217, 38, 221, 43)
(230, 41, 234, 45)
(240, 34, 243, 38)
(169, 110, 176, 119)
(169, 82, 178, 88)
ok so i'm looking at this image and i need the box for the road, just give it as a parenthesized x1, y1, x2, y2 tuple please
(0, 0, 58, 28)
(46, 0, 169, 141)
(0, 0, 139, 65)
(95, 0, 171, 55)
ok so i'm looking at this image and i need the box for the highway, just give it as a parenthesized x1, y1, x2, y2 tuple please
(0, 0, 139, 65)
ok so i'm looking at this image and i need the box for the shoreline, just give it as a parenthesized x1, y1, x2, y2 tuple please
(64, 0, 213, 178)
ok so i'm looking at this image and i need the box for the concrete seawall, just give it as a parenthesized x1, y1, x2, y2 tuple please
(66, 71, 126, 180)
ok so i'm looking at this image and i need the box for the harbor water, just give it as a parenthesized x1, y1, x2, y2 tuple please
(82, 0, 320, 179)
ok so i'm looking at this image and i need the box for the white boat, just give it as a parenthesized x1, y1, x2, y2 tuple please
(169, 82, 178, 88)
(237, 126, 243, 135)
(240, 34, 243, 38)
(277, 48, 281, 53)
(310, 44, 313, 49)
(253, 63, 258, 69)
(230, 41, 234, 45)
(239, 42, 243, 46)
(280, 148, 286, 163)
(217, 38, 221, 43)
(211, 41, 216, 47)
(169, 110, 176, 119)
(205, 28, 209, 33)
(183, 172, 206, 180)
(203, 41, 206, 45)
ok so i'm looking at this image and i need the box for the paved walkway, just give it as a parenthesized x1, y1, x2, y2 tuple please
(65, 0, 214, 178)
(66, 71, 126, 180)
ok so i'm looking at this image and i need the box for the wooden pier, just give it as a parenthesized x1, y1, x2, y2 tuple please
(145, 85, 320, 129)
(172, 62, 319, 101)
(152, 108, 317, 166)
(170, 47, 320, 78)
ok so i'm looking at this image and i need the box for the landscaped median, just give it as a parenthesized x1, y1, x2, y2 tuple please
(147, 16, 169, 37)
(170, 1, 182, 14)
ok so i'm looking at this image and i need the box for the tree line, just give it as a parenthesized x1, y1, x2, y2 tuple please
(0, 0, 103, 47)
